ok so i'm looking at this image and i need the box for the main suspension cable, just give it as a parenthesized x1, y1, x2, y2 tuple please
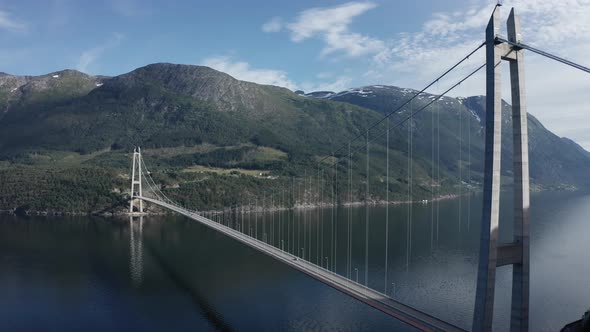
(315, 42, 486, 168)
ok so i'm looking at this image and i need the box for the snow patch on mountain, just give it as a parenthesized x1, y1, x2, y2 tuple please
(332, 87, 376, 98)
(303, 91, 335, 99)
(468, 108, 481, 123)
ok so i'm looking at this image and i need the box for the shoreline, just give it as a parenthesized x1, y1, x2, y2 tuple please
(2, 186, 584, 217)
(0, 193, 464, 217)
(122, 193, 463, 217)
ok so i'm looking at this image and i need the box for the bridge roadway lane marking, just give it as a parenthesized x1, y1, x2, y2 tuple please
(137, 196, 466, 332)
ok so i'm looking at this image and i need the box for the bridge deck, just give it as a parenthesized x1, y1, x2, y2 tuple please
(138, 196, 466, 332)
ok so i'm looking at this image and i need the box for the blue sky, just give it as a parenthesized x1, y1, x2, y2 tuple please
(1, 0, 590, 148)
(0, 1, 467, 82)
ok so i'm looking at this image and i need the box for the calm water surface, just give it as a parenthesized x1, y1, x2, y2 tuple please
(0, 190, 588, 331)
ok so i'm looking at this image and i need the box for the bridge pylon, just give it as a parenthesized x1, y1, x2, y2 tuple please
(474, 6, 530, 332)
(129, 147, 144, 214)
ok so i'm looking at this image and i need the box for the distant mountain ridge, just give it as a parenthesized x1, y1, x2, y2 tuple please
(0, 64, 588, 195)
(0, 69, 108, 113)
(299, 84, 590, 188)
(0, 63, 380, 157)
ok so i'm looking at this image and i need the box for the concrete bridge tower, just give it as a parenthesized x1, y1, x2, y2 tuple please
(129, 147, 144, 214)
(473, 6, 530, 332)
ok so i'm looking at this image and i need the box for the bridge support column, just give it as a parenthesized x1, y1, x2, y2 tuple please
(129, 147, 143, 214)
(507, 8, 530, 332)
(473, 6, 530, 332)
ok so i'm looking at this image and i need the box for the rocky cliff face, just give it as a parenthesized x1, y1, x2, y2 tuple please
(103, 63, 291, 114)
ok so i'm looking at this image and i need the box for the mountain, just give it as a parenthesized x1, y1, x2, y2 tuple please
(302, 85, 590, 189)
(561, 137, 590, 159)
(0, 70, 108, 116)
(0, 64, 382, 157)
(0, 65, 588, 213)
(463, 95, 590, 188)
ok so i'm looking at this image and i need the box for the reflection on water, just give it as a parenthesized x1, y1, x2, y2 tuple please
(212, 193, 482, 298)
(0, 190, 589, 331)
(146, 191, 589, 331)
(129, 217, 143, 287)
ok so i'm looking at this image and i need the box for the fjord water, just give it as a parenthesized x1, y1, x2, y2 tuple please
(1, 191, 588, 331)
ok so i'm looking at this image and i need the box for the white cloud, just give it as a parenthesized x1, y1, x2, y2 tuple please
(200, 56, 352, 93)
(262, 16, 283, 33)
(76, 33, 123, 73)
(281, 1, 385, 58)
(287, 2, 374, 42)
(0, 10, 26, 31)
(201, 56, 298, 90)
(255, 0, 590, 148)
(423, 6, 493, 38)
(301, 76, 353, 93)
(365, 0, 590, 149)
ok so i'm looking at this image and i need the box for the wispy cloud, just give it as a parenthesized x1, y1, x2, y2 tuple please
(363, 0, 590, 148)
(201, 56, 352, 93)
(201, 56, 298, 90)
(267, 2, 385, 58)
(0, 10, 26, 32)
(367, 0, 590, 90)
(262, 16, 283, 33)
(300, 76, 352, 93)
(261, 0, 590, 148)
(76, 33, 123, 73)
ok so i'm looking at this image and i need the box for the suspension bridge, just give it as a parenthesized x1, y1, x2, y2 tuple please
(126, 6, 589, 332)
